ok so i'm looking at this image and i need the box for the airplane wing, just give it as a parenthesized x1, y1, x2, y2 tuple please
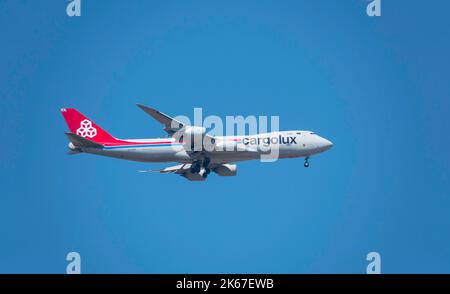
(139, 162, 236, 181)
(136, 104, 184, 137)
(137, 103, 220, 154)
(139, 163, 207, 181)
(139, 164, 190, 174)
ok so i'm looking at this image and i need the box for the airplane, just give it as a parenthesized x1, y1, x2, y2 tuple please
(61, 104, 333, 181)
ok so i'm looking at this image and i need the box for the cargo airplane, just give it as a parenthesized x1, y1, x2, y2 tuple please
(61, 105, 333, 181)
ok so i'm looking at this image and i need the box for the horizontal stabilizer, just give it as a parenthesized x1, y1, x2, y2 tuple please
(65, 132, 104, 148)
(67, 150, 81, 155)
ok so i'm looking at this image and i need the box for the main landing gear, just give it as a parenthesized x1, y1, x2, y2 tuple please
(304, 157, 310, 168)
(202, 157, 211, 178)
(190, 161, 201, 173)
(190, 158, 212, 178)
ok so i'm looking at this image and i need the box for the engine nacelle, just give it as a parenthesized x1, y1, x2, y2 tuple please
(181, 126, 207, 150)
(213, 164, 237, 176)
(183, 126, 206, 137)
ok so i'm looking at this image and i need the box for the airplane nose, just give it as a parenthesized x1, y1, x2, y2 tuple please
(319, 137, 333, 151)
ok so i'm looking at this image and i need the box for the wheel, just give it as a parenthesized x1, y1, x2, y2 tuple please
(190, 162, 201, 173)
(203, 157, 211, 168)
(304, 161, 309, 168)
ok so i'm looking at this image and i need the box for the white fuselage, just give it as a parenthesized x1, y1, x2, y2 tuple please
(76, 130, 333, 164)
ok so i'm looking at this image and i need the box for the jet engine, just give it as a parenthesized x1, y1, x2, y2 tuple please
(180, 126, 208, 151)
(183, 126, 206, 137)
(213, 164, 237, 176)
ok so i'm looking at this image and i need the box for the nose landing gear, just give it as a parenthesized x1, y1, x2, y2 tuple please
(304, 157, 310, 168)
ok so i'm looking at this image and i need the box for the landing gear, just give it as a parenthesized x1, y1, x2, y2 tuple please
(191, 157, 212, 176)
(190, 161, 201, 173)
(304, 157, 310, 168)
(202, 157, 211, 169)
(202, 168, 211, 179)
(201, 158, 211, 178)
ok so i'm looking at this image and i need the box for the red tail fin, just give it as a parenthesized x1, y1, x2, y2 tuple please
(61, 108, 118, 144)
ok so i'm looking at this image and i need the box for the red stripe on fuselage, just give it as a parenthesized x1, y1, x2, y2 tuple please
(102, 140, 176, 147)
(102, 138, 240, 146)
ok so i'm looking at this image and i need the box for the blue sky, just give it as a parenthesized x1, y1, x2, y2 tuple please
(0, 0, 449, 273)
